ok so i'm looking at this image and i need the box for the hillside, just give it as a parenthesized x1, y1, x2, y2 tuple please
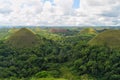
(89, 29, 120, 48)
(6, 28, 39, 48)
(8, 28, 19, 33)
(49, 28, 68, 33)
(0, 28, 9, 40)
(80, 28, 97, 35)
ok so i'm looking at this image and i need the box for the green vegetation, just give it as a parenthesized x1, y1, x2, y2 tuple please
(33, 28, 62, 41)
(0, 28, 9, 40)
(0, 27, 119, 80)
(6, 28, 39, 48)
(80, 28, 97, 35)
(89, 30, 120, 49)
(0, 78, 67, 80)
(8, 28, 19, 33)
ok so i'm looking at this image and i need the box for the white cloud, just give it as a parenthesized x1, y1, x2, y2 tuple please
(54, 0, 74, 14)
(75, 0, 120, 26)
(0, 0, 120, 26)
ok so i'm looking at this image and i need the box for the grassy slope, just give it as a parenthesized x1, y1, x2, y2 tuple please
(80, 28, 97, 35)
(6, 28, 39, 48)
(0, 28, 9, 40)
(89, 29, 120, 48)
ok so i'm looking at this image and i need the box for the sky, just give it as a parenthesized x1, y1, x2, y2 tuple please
(0, 0, 120, 26)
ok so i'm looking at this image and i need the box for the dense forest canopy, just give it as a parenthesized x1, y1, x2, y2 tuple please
(0, 27, 119, 80)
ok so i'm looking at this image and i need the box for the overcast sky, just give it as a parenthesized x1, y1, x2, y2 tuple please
(0, 0, 120, 26)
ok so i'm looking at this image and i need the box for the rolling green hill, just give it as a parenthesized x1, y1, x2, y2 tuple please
(6, 28, 39, 48)
(80, 28, 97, 35)
(89, 29, 120, 49)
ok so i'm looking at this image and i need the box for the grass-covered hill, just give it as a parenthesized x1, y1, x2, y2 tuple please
(89, 29, 120, 49)
(80, 28, 97, 35)
(49, 28, 68, 33)
(5, 28, 39, 48)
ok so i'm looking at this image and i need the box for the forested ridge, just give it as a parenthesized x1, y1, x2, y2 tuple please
(0, 28, 119, 80)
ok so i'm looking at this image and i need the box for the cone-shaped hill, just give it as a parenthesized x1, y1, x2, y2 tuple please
(89, 30, 120, 49)
(6, 28, 39, 48)
(80, 28, 97, 35)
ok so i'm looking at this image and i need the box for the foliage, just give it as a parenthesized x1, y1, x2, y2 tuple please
(80, 28, 97, 35)
(0, 28, 119, 80)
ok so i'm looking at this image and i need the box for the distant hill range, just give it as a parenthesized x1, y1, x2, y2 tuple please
(6, 28, 39, 48)
(89, 30, 120, 49)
